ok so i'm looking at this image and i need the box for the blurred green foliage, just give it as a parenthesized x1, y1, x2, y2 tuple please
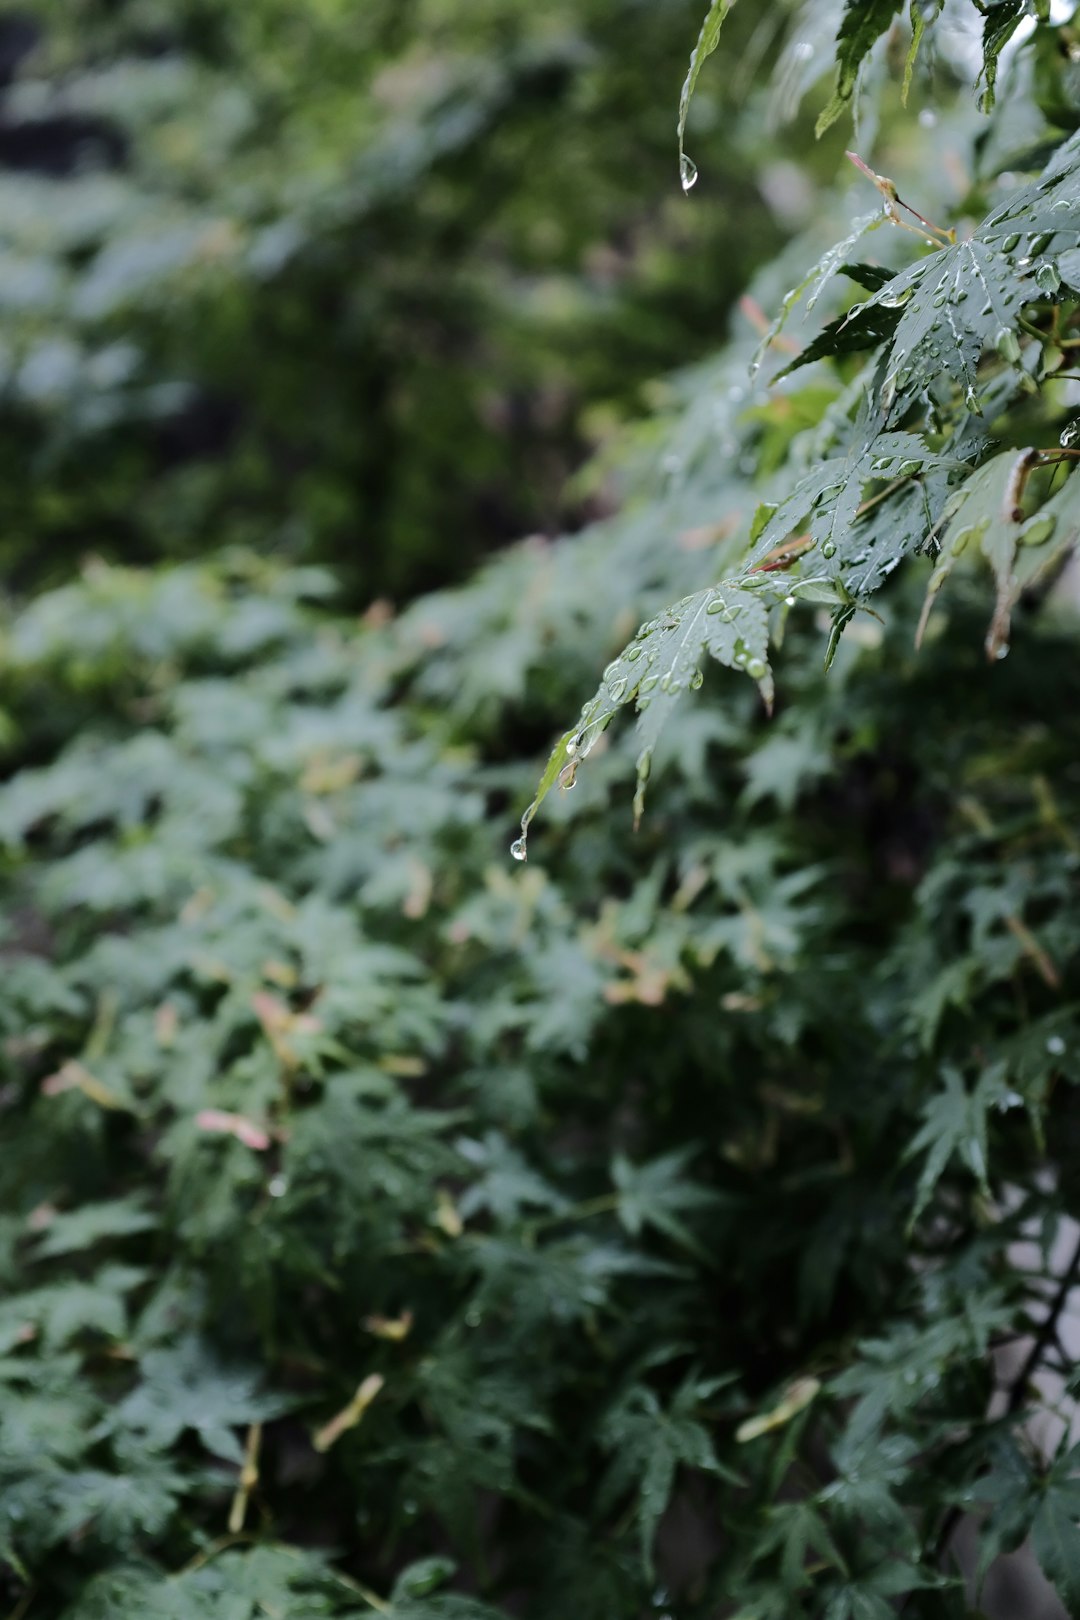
(0, 0, 784, 597)
(3, 3, 1080, 1618)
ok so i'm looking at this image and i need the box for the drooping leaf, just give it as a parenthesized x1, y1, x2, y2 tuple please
(903, 1064, 1010, 1228)
(515, 582, 771, 854)
(677, 2, 739, 185)
(816, 1, 905, 137)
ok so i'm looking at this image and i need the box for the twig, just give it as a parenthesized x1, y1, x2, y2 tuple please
(4, 1588, 36, 1620)
(1006, 1230, 1080, 1416)
(228, 1422, 262, 1533)
(901, 1231, 1080, 1610)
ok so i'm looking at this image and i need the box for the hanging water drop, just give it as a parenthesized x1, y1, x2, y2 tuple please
(995, 327, 1022, 364)
(1019, 513, 1055, 548)
(680, 154, 698, 194)
(1035, 260, 1060, 293)
(510, 837, 527, 862)
(745, 656, 767, 680)
(821, 539, 837, 559)
(689, 668, 704, 690)
(1047, 1034, 1066, 1057)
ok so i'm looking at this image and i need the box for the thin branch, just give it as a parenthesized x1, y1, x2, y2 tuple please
(901, 1231, 1080, 1612)
(1006, 1230, 1080, 1416)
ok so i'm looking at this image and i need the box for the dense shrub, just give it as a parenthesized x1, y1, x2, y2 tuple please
(3, 3, 1080, 1618)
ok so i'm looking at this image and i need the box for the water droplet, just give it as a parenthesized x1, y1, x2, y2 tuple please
(625, 645, 643, 662)
(1019, 513, 1055, 548)
(792, 40, 814, 62)
(1051, 196, 1071, 212)
(706, 596, 728, 615)
(995, 643, 1010, 660)
(784, 595, 796, 608)
(607, 677, 628, 703)
(1047, 1034, 1066, 1057)
(639, 675, 659, 694)
(558, 762, 578, 790)
(746, 656, 767, 680)
(510, 837, 527, 862)
(918, 108, 937, 129)
(268, 1174, 288, 1198)
(897, 459, 920, 477)
(1060, 418, 1080, 448)
(821, 539, 837, 559)
(1035, 260, 1060, 293)
(680, 153, 698, 194)
(995, 327, 1022, 364)
(689, 669, 704, 690)
(1001, 232, 1021, 253)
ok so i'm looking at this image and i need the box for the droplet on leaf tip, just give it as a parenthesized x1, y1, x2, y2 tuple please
(510, 837, 527, 862)
(680, 154, 698, 193)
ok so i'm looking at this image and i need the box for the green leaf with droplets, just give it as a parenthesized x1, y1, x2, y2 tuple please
(752, 213, 884, 377)
(916, 449, 1036, 657)
(677, 1, 738, 182)
(518, 582, 770, 851)
(823, 136, 1080, 403)
(740, 431, 961, 592)
(514, 726, 580, 859)
(826, 237, 1031, 404)
(777, 298, 903, 377)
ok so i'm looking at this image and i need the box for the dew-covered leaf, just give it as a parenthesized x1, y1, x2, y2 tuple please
(516, 582, 770, 852)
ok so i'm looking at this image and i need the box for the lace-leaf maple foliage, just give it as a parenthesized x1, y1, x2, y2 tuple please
(520, 0, 1080, 855)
